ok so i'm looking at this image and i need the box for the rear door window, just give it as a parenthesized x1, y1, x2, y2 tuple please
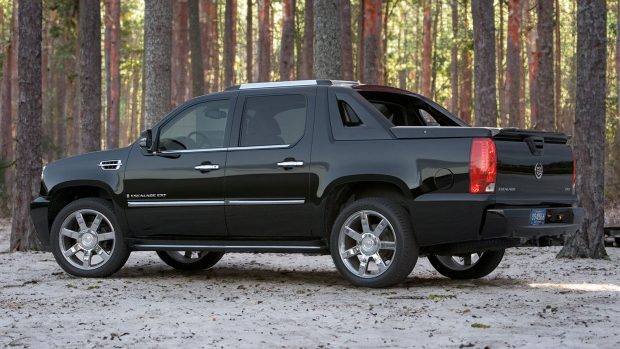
(239, 95, 307, 146)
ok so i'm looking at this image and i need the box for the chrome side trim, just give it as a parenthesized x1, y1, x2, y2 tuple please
(159, 147, 227, 154)
(226, 199, 305, 205)
(158, 144, 290, 155)
(239, 80, 318, 90)
(228, 144, 290, 151)
(134, 244, 323, 250)
(127, 200, 225, 207)
(127, 199, 304, 207)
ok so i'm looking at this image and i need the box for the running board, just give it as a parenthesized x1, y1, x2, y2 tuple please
(129, 239, 329, 254)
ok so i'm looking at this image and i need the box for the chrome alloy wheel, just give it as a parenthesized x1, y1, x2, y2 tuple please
(435, 253, 482, 270)
(58, 209, 116, 270)
(338, 210, 397, 279)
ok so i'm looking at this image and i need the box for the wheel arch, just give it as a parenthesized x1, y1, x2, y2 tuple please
(48, 181, 116, 229)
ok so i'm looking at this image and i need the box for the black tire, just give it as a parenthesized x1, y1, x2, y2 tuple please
(156, 251, 224, 270)
(330, 198, 419, 288)
(50, 198, 130, 277)
(427, 249, 505, 279)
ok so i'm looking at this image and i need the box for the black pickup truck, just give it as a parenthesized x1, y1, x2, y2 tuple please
(31, 80, 583, 287)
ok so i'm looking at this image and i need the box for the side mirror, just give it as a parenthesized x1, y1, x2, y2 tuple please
(139, 129, 155, 152)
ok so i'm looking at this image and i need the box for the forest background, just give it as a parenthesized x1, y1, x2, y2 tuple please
(0, 0, 614, 258)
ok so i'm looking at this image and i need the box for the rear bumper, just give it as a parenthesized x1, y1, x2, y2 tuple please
(30, 196, 51, 251)
(481, 206, 585, 240)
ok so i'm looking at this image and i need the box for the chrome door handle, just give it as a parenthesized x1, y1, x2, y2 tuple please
(277, 161, 304, 168)
(194, 164, 220, 171)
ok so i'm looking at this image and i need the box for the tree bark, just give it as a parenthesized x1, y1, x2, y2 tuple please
(421, 0, 432, 97)
(341, 0, 353, 80)
(357, 0, 365, 82)
(525, 0, 539, 127)
(79, 0, 102, 152)
(222, 0, 236, 88)
(280, 0, 295, 80)
(449, 0, 458, 114)
(471, 0, 497, 127)
(314, 0, 342, 79)
(199, 1, 211, 91)
(104, 0, 120, 149)
(258, 0, 271, 81)
(505, 0, 522, 128)
(246, 0, 253, 82)
(10, 0, 42, 251)
(497, 0, 506, 127)
(189, 0, 205, 95)
(144, 0, 172, 128)
(535, 0, 554, 131)
(171, 0, 188, 106)
(554, 0, 563, 131)
(362, 0, 381, 84)
(558, 0, 608, 260)
(209, 0, 220, 91)
(300, 0, 314, 79)
(459, 0, 472, 124)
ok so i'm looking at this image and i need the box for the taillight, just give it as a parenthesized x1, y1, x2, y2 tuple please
(469, 138, 497, 194)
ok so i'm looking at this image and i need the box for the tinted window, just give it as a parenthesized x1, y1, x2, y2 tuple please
(240, 95, 306, 146)
(159, 99, 230, 151)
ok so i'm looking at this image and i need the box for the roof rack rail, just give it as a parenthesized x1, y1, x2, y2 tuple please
(226, 80, 360, 91)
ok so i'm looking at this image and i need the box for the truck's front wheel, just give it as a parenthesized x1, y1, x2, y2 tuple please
(330, 198, 418, 288)
(427, 249, 505, 279)
(50, 198, 130, 277)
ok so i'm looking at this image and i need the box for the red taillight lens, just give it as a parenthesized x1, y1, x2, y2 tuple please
(469, 138, 497, 194)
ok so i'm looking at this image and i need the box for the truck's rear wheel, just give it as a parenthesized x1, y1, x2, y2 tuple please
(330, 198, 418, 288)
(50, 198, 130, 277)
(156, 251, 224, 270)
(427, 249, 505, 279)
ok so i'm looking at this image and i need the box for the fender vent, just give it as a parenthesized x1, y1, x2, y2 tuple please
(98, 160, 122, 170)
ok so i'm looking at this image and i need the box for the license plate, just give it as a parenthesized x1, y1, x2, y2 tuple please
(530, 208, 547, 225)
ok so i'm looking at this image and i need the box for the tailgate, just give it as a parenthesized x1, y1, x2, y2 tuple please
(493, 129, 574, 198)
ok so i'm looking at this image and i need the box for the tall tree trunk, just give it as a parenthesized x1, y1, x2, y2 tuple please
(525, 0, 539, 127)
(471, 0, 497, 127)
(459, 0, 472, 124)
(79, 0, 102, 152)
(430, 3, 440, 99)
(280, 0, 295, 80)
(535, 0, 554, 130)
(0, 25, 13, 165)
(209, 0, 220, 91)
(199, 1, 211, 91)
(362, 0, 381, 84)
(144, 0, 172, 128)
(341, 0, 353, 80)
(558, 0, 608, 260)
(357, 0, 365, 82)
(314, 0, 342, 79)
(450, 0, 458, 114)
(421, 0, 432, 96)
(10, 0, 42, 251)
(222, 0, 236, 88)
(189, 0, 205, 95)
(300, 0, 314, 79)
(498, 0, 506, 127)
(130, 69, 140, 139)
(381, 0, 390, 84)
(554, 0, 563, 131)
(172, 0, 188, 106)
(246, 0, 253, 82)
(105, 0, 120, 149)
(505, 0, 522, 128)
(258, 0, 271, 81)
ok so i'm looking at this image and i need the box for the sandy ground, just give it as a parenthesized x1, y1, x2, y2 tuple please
(0, 220, 619, 348)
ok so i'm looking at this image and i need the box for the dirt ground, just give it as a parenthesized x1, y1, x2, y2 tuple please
(0, 219, 619, 348)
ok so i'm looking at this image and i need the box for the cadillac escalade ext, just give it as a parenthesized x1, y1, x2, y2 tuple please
(30, 80, 584, 287)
